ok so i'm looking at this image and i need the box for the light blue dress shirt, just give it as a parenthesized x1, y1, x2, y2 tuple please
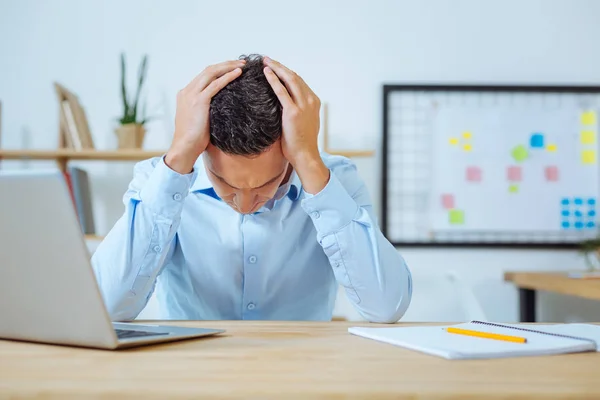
(91, 152, 412, 323)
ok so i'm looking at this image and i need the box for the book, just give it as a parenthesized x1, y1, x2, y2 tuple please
(348, 321, 600, 360)
(68, 166, 95, 234)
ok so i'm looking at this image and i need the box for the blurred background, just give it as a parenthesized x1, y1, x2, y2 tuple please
(1, 0, 600, 323)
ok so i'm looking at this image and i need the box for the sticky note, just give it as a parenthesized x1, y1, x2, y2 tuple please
(507, 166, 522, 182)
(589, 210, 597, 217)
(449, 137, 459, 145)
(575, 221, 584, 229)
(545, 166, 559, 182)
(582, 150, 596, 164)
(561, 221, 570, 229)
(575, 198, 583, 205)
(466, 166, 482, 182)
(581, 111, 597, 125)
(547, 144, 557, 152)
(441, 194, 455, 209)
(588, 198, 596, 205)
(575, 210, 583, 217)
(509, 184, 519, 193)
(511, 145, 528, 162)
(449, 209, 465, 225)
(462, 131, 472, 140)
(581, 131, 596, 145)
(463, 143, 473, 152)
(561, 210, 570, 216)
(587, 221, 596, 229)
(530, 133, 544, 148)
(561, 198, 570, 205)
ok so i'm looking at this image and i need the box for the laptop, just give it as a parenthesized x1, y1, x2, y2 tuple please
(0, 169, 224, 349)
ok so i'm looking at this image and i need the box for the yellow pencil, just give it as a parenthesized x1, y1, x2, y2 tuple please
(446, 327, 527, 343)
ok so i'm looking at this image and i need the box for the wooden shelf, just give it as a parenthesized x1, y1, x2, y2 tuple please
(0, 148, 374, 160)
(0, 149, 165, 161)
(84, 234, 104, 241)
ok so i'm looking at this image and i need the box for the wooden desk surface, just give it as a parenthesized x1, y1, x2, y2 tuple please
(504, 271, 600, 300)
(1, 321, 599, 399)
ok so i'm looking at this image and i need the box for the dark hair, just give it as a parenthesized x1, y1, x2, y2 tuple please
(209, 54, 283, 156)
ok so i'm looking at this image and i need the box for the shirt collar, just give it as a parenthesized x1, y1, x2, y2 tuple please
(189, 160, 302, 201)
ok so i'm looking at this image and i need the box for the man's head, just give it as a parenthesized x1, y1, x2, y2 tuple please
(205, 54, 289, 214)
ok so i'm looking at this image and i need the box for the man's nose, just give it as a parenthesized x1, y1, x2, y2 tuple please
(235, 193, 256, 214)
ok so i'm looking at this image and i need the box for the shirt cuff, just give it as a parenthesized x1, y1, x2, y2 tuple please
(139, 156, 196, 219)
(301, 171, 359, 235)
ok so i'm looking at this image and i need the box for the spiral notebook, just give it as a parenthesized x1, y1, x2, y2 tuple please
(349, 321, 600, 360)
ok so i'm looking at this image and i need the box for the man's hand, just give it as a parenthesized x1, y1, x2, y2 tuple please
(263, 57, 330, 194)
(165, 59, 245, 174)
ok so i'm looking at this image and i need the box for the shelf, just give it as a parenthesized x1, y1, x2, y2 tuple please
(0, 149, 165, 161)
(84, 234, 104, 241)
(0, 148, 374, 160)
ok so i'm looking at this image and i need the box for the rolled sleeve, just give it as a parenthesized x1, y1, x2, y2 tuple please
(301, 171, 359, 235)
(139, 156, 196, 219)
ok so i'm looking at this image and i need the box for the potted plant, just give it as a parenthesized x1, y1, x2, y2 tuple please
(115, 53, 150, 149)
(579, 237, 600, 270)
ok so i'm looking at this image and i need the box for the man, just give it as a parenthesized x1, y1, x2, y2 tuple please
(91, 54, 412, 323)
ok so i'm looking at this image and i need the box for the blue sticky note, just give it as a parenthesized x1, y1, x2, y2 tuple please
(561, 221, 570, 229)
(575, 210, 583, 217)
(589, 210, 596, 217)
(561, 210, 570, 216)
(587, 221, 596, 229)
(561, 198, 570, 206)
(530, 133, 544, 148)
(574, 198, 583, 205)
(575, 221, 584, 229)
(588, 198, 596, 206)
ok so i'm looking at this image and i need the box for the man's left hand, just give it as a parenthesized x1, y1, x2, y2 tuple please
(263, 56, 330, 194)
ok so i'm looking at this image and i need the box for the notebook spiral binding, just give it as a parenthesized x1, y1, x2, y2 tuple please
(472, 321, 597, 347)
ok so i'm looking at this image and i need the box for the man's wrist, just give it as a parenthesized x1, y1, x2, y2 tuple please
(164, 146, 198, 175)
(292, 151, 330, 195)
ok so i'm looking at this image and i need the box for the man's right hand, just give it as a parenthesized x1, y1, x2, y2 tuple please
(165, 59, 246, 174)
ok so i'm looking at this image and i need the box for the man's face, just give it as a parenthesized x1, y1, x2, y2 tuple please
(203, 140, 290, 214)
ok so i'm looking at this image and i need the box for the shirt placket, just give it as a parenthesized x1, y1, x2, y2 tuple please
(241, 214, 261, 319)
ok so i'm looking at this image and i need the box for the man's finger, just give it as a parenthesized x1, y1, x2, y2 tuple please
(263, 57, 305, 104)
(190, 60, 246, 92)
(202, 67, 243, 99)
(263, 66, 294, 109)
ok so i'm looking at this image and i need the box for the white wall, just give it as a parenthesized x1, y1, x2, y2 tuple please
(3, 0, 600, 322)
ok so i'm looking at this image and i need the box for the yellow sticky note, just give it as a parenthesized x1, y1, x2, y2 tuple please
(582, 150, 596, 164)
(463, 144, 472, 152)
(462, 131, 472, 140)
(581, 131, 596, 145)
(547, 144, 557, 152)
(449, 137, 459, 145)
(581, 111, 597, 126)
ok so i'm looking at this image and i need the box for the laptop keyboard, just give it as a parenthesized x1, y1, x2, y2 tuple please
(115, 328, 170, 340)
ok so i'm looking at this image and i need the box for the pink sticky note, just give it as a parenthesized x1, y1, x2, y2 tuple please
(545, 166, 559, 181)
(441, 194, 455, 209)
(507, 166, 522, 182)
(466, 166, 482, 182)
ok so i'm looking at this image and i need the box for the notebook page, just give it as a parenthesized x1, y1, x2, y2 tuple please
(517, 323, 600, 351)
(349, 322, 595, 360)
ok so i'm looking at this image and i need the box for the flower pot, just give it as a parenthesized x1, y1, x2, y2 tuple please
(115, 123, 146, 149)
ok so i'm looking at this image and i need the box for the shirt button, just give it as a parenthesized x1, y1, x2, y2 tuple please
(312, 211, 320, 219)
(153, 245, 162, 253)
(247, 303, 256, 310)
(249, 255, 257, 264)
(173, 193, 182, 201)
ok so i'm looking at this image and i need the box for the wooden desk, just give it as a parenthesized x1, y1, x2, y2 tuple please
(505, 271, 600, 322)
(2, 321, 600, 399)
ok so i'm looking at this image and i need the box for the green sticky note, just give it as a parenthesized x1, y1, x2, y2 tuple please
(449, 209, 465, 225)
(509, 184, 519, 193)
(511, 145, 528, 163)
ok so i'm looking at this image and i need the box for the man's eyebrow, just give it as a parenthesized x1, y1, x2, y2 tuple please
(209, 169, 284, 190)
